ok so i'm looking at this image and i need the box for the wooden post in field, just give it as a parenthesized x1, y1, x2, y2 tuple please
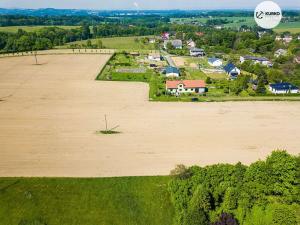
(34, 51, 38, 65)
(104, 114, 108, 132)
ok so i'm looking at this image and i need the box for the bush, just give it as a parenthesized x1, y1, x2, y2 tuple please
(239, 90, 249, 97)
(170, 164, 192, 179)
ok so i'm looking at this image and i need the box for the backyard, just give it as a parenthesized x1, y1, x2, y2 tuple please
(97, 53, 156, 82)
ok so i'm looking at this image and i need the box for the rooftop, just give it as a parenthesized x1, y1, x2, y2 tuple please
(166, 66, 180, 74)
(166, 80, 206, 89)
(224, 63, 237, 73)
(270, 83, 299, 90)
(149, 53, 161, 58)
(275, 49, 287, 53)
(208, 57, 221, 63)
(165, 39, 183, 47)
(243, 55, 269, 62)
(190, 47, 204, 52)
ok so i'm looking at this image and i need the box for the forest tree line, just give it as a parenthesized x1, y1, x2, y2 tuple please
(169, 150, 300, 225)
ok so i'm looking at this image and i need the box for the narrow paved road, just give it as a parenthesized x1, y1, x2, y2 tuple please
(161, 49, 176, 67)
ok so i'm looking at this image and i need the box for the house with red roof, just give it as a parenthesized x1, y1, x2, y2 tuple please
(166, 80, 206, 95)
(195, 32, 204, 37)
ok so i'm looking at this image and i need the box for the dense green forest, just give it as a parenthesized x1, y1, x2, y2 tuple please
(0, 10, 298, 26)
(0, 26, 87, 52)
(169, 150, 300, 225)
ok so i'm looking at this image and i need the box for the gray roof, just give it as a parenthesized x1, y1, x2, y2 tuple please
(208, 57, 221, 63)
(166, 66, 180, 74)
(243, 55, 269, 62)
(171, 40, 182, 47)
(190, 47, 204, 52)
(165, 39, 182, 48)
(275, 49, 287, 54)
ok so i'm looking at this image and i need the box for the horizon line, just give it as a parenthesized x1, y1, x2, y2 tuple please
(1, 7, 300, 11)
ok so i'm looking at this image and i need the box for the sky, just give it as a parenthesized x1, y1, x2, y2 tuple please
(0, 0, 299, 10)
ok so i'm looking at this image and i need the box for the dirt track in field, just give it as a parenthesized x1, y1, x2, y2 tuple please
(0, 54, 299, 177)
(171, 56, 187, 67)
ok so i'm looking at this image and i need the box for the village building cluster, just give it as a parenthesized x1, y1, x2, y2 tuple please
(143, 31, 300, 97)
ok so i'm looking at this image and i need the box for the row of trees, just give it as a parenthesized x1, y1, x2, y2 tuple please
(0, 26, 90, 53)
(169, 150, 300, 225)
(185, 29, 278, 54)
(0, 15, 115, 26)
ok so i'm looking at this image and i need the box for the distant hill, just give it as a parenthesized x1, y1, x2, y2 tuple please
(0, 8, 254, 17)
(0, 8, 298, 18)
(0, 8, 93, 16)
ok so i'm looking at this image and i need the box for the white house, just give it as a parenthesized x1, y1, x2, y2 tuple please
(149, 38, 156, 44)
(224, 63, 241, 79)
(274, 49, 287, 58)
(164, 40, 183, 49)
(166, 80, 206, 95)
(240, 55, 272, 67)
(187, 39, 196, 48)
(165, 66, 180, 77)
(190, 48, 205, 57)
(148, 53, 161, 61)
(276, 35, 293, 43)
(258, 31, 267, 38)
(294, 56, 300, 64)
(208, 57, 223, 67)
(214, 25, 222, 30)
(269, 83, 299, 94)
(283, 35, 293, 43)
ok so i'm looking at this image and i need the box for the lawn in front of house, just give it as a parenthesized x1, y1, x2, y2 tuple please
(97, 52, 157, 82)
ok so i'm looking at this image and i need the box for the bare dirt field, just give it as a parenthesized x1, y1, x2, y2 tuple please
(0, 49, 115, 58)
(0, 54, 300, 177)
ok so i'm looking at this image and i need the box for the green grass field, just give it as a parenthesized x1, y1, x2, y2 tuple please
(66, 36, 157, 50)
(0, 26, 80, 33)
(171, 16, 300, 32)
(97, 53, 156, 82)
(171, 16, 256, 29)
(185, 68, 207, 80)
(0, 176, 174, 225)
(273, 22, 300, 33)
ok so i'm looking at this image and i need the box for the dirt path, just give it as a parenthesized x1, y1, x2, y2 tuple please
(0, 55, 299, 177)
(171, 56, 186, 67)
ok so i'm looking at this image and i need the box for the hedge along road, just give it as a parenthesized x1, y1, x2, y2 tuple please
(0, 54, 299, 177)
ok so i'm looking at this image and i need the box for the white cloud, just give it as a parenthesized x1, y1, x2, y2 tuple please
(133, 2, 139, 8)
